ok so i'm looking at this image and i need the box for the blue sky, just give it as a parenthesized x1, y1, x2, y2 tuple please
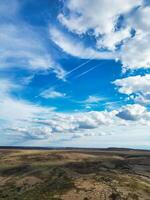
(0, 0, 150, 148)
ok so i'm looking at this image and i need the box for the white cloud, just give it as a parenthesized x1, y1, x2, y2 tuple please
(0, 24, 66, 80)
(57, 0, 150, 71)
(114, 74, 150, 95)
(0, 1, 66, 80)
(40, 88, 66, 99)
(6, 126, 53, 140)
(0, 79, 21, 96)
(113, 74, 150, 104)
(58, 0, 141, 36)
(1, 78, 150, 142)
(97, 28, 131, 51)
(49, 27, 115, 59)
(83, 96, 104, 104)
(120, 6, 150, 71)
(77, 95, 105, 109)
(0, 23, 47, 70)
(32, 103, 150, 136)
(134, 94, 150, 105)
(116, 104, 147, 121)
(1, 0, 150, 146)
(0, 79, 115, 140)
(0, 97, 49, 124)
(0, 79, 55, 139)
(120, 32, 150, 71)
(32, 110, 115, 134)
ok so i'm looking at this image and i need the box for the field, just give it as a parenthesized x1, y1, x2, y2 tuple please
(0, 148, 150, 200)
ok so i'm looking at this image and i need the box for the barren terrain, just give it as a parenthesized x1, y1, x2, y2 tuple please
(0, 148, 150, 200)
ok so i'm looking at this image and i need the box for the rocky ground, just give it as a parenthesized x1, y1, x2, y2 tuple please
(0, 148, 150, 200)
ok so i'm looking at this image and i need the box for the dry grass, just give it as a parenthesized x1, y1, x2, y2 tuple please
(0, 148, 150, 200)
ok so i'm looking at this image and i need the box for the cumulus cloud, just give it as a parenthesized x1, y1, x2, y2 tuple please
(96, 28, 131, 51)
(1, 0, 150, 145)
(29, 103, 150, 137)
(2, 108, 117, 142)
(0, 78, 115, 141)
(134, 94, 150, 105)
(113, 74, 150, 95)
(56, 0, 150, 71)
(58, 0, 140, 36)
(120, 32, 150, 71)
(116, 104, 146, 121)
(32, 110, 115, 134)
(120, 6, 150, 70)
(113, 74, 150, 104)
(1, 78, 150, 141)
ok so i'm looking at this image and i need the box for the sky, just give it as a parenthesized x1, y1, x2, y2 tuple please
(0, 0, 150, 149)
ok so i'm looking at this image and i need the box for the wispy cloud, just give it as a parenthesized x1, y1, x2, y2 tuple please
(76, 95, 106, 109)
(83, 96, 104, 104)
(0, 79, 55, 140)
(0, 0, 66, 80)
(40, 87, 66, 99)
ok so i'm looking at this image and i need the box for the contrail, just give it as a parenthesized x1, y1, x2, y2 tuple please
(65, 57, 95, 77)
(74, 61, 106, 79)
(36, 57, 95, 97)
(45, 57, 95, 89)
(75, 66, 98, 79)
(51, 57, 95, 84)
